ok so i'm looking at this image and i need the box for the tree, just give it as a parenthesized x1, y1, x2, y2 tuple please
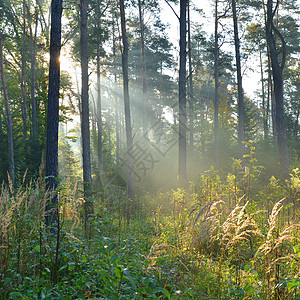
(0, 30, 14, 186)
(138, 0, 148, 135)
(178, 0, 187, 184)
(188, 0, 194, 153)
(232, 0, 245, 158)
(266, 0, 289, 177)
(45, 0, 63, 227)
(214, 0, 220, 166)
(119, 0, 134, 198)
(80, 0, 94, 230)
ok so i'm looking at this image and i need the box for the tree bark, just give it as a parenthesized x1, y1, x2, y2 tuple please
(188, 1, 194, 154)
(260, 49, 268, 140)
(266, 0, 289, 177)
(80, 0, 94, 223)
(45, 0, 63, 227)
(138, 0, 148, 135)
(120, 0, 134, 198)
(28, 1, 38, 140)
(21, 0, 28, 141)
(232, 0, 244, 157)
(214, 0, 220, 167)
(178, 0, 187, 185)
(112, 17, 120, 166)
(96, 43, 103, 186)
(0, 31, 15, 186)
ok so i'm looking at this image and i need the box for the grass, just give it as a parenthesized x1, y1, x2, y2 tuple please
(0, 161, 300, 299)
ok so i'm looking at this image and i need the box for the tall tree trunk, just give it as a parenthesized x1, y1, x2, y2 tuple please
(80, 0, 94, 228)
(260, 49, 268, 140)
(45, 0, 63, 227)
(120, 0, 134, 198)
(138, 0, 148, 135)
(214, 0, 220, 167)
(96, 43, 103, 186)
(232, 0, 244, 157)
(178, 0, 187, 185)
(113, 17, 120, 166)
(188, 1, 194, 154)
(0, 31, 15, 186)
(29, 1, 38, 140)
(21, 0, 28, 141)
(266, 0, 289, 178)
(267, 50, 277, 143)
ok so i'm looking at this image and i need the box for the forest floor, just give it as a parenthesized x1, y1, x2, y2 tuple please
(1, 165, 300, 299)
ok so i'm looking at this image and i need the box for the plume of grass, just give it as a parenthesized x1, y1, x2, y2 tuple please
(189, 200, 224, 254)
(254, 198, 300, 299)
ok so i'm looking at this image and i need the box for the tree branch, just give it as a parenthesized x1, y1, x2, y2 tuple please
(164, 0, 179, 20)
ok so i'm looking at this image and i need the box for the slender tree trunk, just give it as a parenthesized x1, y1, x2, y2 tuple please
(260, 49, 268, 140)
(188, 1, 194, 154)
(178, 0, 187, 185)
(0, 31, 15, 186)
(80, 0, 94, 231)
(214, 0, 220, 167)
(266, 0, 289, 177)
(113, 18, 120, 166)
(29, 3, 38, 139)
(120, 0, 134, 198)
(21, 0, 28, 141)
(138, 0, 148, 135)
(266, 48, 277, 143)
(232, 0, 244, 157)
(96, 44, 103, 186)
(45, 0, 63, 227)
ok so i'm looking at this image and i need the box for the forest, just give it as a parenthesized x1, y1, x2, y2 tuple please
(0, 0, 299, 298)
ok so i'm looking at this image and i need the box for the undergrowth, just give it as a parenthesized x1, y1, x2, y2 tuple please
(0, 145, 300, 299)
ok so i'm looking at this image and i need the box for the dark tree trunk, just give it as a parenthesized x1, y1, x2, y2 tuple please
(214, 0, 220, 167)
(29, 6, 38, 139)
(0, 31, 15, 186)
(232, 0, 244, 157)
(260, 49, 268, 140)
(45, 0, 63, 227)
(178, 0, 187, 185)
(138, 0, 148, 135)
(21, 0, 28, 141)
(188, 1, 194, 154)
(80, 0, 94, 223)
(266, 0, 289, 177)
(120, 0, 134, 198)
(96, 43, 103, 186)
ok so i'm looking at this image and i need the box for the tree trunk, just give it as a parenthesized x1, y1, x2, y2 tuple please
(214, 0, 220, 167)
(29, 2, 38, 140)
(45, 0, 63, 227)
(96, 43, 103, 186)
(120, 0, 134, 198)
(21, 0, 28, 141)
(0, 31, 15, 186)
(266, 0, 289, 177)
(80, 0, 94, 225)
(138, 0, 148, 135)
(113, 17, 120, 166)
(188, 1, 194, 154)
(267, 49, 277, 143)
(232, 0, 244, 157)
(178, 0, 187, 185)
(260, 49, 268, 140)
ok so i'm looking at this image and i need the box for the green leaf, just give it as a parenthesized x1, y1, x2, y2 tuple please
(162, 288, 171, 300)
(34, 245, 41, 253)
(114, 266, 123, 279)
(244, 285, 255, 294)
